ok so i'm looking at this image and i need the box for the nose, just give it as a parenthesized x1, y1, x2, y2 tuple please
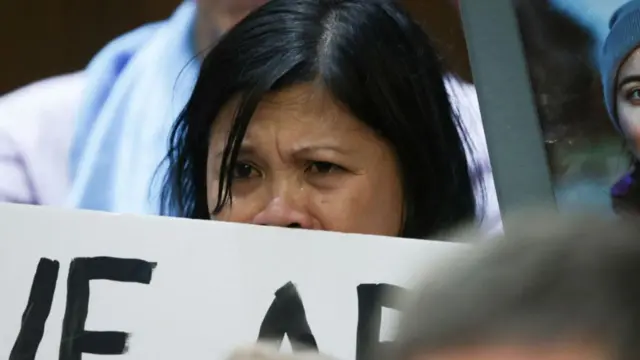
(251, 197, 314, 229)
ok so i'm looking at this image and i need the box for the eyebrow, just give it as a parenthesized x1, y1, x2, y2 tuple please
(295, 144, 351, 154)
(214, 143, 353, 159)
(618, 74, 640, 89)
(214, 143, 257, 159)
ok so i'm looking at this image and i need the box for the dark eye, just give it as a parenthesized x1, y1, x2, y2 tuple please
(627, 88, 640, 101)
(307, 161, 342, 174)
(232, 162, 259, 179)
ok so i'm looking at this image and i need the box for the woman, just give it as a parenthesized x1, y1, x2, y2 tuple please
(600, 0, 640, 213)
(161, 0, 482, 238)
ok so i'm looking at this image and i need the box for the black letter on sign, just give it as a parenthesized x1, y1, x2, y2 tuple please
(258, 282, 318, 351)
(59, 257, 156, 360)
(356, 284, 408, 360)
(10, 258, 60, 360)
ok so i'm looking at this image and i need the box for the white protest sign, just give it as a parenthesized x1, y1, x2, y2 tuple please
(0, 204, 463, 360)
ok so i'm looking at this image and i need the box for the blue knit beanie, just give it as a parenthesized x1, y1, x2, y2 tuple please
(601, 0, 640, 130)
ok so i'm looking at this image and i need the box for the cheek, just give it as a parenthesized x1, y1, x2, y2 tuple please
(205, 177, 220, 218)
(618, 105, 640, 149)
(309, 174, 403, 236)
(618, 100, 640, 131)
(206, 180, 264, 223)
(214, 200, 261, 223)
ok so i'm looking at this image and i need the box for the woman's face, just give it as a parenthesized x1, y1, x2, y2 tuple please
(616, 48, 640, 156)
(206, 84, 404, 236)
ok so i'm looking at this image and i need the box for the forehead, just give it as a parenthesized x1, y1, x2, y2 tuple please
(213, 84, 368, 136)
(618, 48, 640, 79)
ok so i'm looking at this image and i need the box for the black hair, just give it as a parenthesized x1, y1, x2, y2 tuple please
(394, 211, 640, 360)
(161, 0, 478, 238)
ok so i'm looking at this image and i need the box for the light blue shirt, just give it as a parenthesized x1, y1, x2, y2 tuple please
(68, 1, 200, 214)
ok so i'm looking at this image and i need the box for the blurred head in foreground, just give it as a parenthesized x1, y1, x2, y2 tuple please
(226, 343, 334, 360)
(393, 211, 640, 360)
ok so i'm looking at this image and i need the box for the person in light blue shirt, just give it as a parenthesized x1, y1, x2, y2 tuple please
(67, 0, 269, 214)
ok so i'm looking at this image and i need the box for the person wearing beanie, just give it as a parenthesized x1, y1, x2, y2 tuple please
(601, 0, 640, 213)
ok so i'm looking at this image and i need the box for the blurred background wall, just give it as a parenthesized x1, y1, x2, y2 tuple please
(0, 0, 181, 95)
(402, 0, 472, 82)
(1, 0, 461, 95)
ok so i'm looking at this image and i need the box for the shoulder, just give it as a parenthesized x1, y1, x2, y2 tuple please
(0, 73, 87, 204)
(444, 75, 481, 120)
(85, 21, 164, 75)
(0, 72, 86, 134)
(442, 75, 487, 158)
(0, 72, 86, 154)
(611, 164, 640, 214)
(0, 72, 86, 108)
